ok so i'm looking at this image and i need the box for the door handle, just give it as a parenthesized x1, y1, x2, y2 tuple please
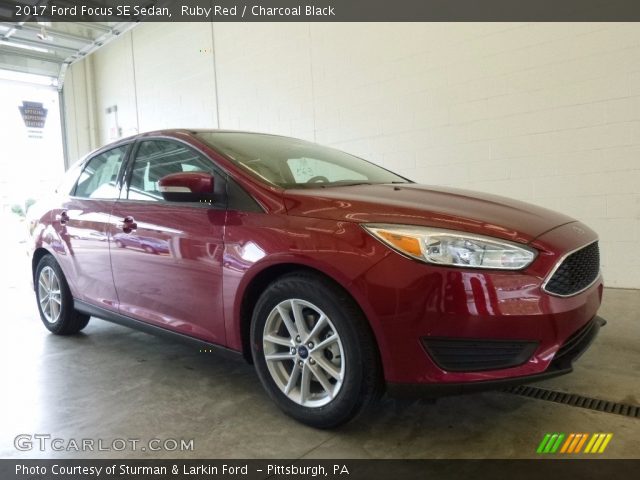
(57, 210, 69, 225)
(122, 216, 137, 233)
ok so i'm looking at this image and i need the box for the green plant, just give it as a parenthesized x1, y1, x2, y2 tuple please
(10, 198, 36, 218)
(11, 204, 25, 217)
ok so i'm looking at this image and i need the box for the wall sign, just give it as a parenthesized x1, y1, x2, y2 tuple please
(18, 101, 48, 139)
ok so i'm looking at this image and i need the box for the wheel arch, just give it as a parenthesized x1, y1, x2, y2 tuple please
(32, 247, 53, 288)
(238, 263, 317, 362)
(236, 261, 381, 369)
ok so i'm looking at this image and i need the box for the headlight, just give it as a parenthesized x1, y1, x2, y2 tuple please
(363, 224, 536, 270)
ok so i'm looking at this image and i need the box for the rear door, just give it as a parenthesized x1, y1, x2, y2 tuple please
(108, 139, 227, 344)
(54, 144, 129, 310)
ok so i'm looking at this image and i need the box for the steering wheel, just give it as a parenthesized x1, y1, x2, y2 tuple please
(306, 175, 330, 184)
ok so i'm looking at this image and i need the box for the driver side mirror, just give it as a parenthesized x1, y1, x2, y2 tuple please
(158, 172, 215, 202)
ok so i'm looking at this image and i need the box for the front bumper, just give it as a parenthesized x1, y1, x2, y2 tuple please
(386, 316, 606, 397)
(351, 221, 604, 385)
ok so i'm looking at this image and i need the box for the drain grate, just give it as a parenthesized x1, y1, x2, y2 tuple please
(504, 385, 640, 419)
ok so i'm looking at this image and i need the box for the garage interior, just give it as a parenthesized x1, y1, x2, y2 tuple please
(1, 21, 638, 458)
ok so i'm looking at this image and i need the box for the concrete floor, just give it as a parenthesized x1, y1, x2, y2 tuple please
(1, 213, 638, 459)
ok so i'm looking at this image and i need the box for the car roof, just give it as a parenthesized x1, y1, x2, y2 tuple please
(83, 128, 313, 161)
(139, 128, 292, 139)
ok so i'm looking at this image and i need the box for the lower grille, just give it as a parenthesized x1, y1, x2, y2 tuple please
(544, 241, 600, 296)
(422, 338, 538, 372)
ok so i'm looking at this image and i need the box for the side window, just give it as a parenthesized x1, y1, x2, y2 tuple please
(127, 140, 221, 203)
(56, 159, 85, 195)
(287, 157, 367, 183)
(74, 146, 127, 199)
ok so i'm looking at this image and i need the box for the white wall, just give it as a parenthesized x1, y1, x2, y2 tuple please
(63, 22, 640, 288)
(92, 30, 138, 140)
(62, 59, 94, 165)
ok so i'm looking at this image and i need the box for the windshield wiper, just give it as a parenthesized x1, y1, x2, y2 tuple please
(320, 182, 372, 188)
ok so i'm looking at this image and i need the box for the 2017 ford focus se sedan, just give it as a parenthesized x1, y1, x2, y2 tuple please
(28, 129, 605, 428)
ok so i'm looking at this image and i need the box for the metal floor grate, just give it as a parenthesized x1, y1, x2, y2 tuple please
(504, 385, 640, 419)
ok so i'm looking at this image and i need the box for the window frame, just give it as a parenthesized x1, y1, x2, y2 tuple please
(120, 137, 230, 210)
(70, 142, 133, 200)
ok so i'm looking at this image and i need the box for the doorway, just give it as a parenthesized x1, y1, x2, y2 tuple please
(0, 70, 65, 216)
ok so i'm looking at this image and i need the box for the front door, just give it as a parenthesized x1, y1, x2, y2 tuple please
(108, 139, 226, 344)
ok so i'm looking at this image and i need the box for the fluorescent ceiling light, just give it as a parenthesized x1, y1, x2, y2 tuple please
(0, 40, 50, 53)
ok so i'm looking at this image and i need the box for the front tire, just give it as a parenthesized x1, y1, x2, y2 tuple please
(35, 255, 90, 335)
(250, 272, 381, 428)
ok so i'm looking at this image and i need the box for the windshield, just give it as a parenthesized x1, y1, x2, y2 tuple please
(196, 132, 410, 188)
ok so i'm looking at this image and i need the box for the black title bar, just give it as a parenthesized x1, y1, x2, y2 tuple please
(1, 459, 639, 480)
(1, 0, 640, 22)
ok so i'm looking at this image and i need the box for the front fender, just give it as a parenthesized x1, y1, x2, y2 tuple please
(222, 211, 390, 353)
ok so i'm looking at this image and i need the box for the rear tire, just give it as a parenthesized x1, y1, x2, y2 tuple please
(35, 255, 90, 335)
(250, 272, 382, 428)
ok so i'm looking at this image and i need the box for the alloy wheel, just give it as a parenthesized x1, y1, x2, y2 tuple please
(262, 298, 345, 407)
(38, 266, 62, 324)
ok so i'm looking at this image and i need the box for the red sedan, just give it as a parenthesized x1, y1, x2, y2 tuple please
(28, 130, 605, 427)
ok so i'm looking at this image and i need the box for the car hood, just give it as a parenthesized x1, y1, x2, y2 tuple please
(283, 183, 575, 244)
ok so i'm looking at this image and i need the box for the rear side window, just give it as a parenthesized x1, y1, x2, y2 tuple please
(127, 140, 221, 203)
(74, 146, 128, 199)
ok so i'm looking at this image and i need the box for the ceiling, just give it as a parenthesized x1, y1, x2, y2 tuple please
(0, 19, 136, 87)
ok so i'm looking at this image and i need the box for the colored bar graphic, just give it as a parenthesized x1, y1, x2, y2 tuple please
(537, 433, 565, 454)
(537, 433, 552, 453)
(598, 434, 613, 453)
(538, 433, 613, 454)
(550, 434, 565, 453)
(560, 434, 574, 453)
(584, 433, 598, 453)
(574, 433, 588, 453)
(545, 434, 558, 453)
(567, 434, 581, 453)
(592, 433, 606, 452)
(585, 433, 614, 454)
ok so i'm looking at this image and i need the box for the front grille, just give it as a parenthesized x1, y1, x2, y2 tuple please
(544, 241, 600, 296)
(422, 338, 538, 372)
